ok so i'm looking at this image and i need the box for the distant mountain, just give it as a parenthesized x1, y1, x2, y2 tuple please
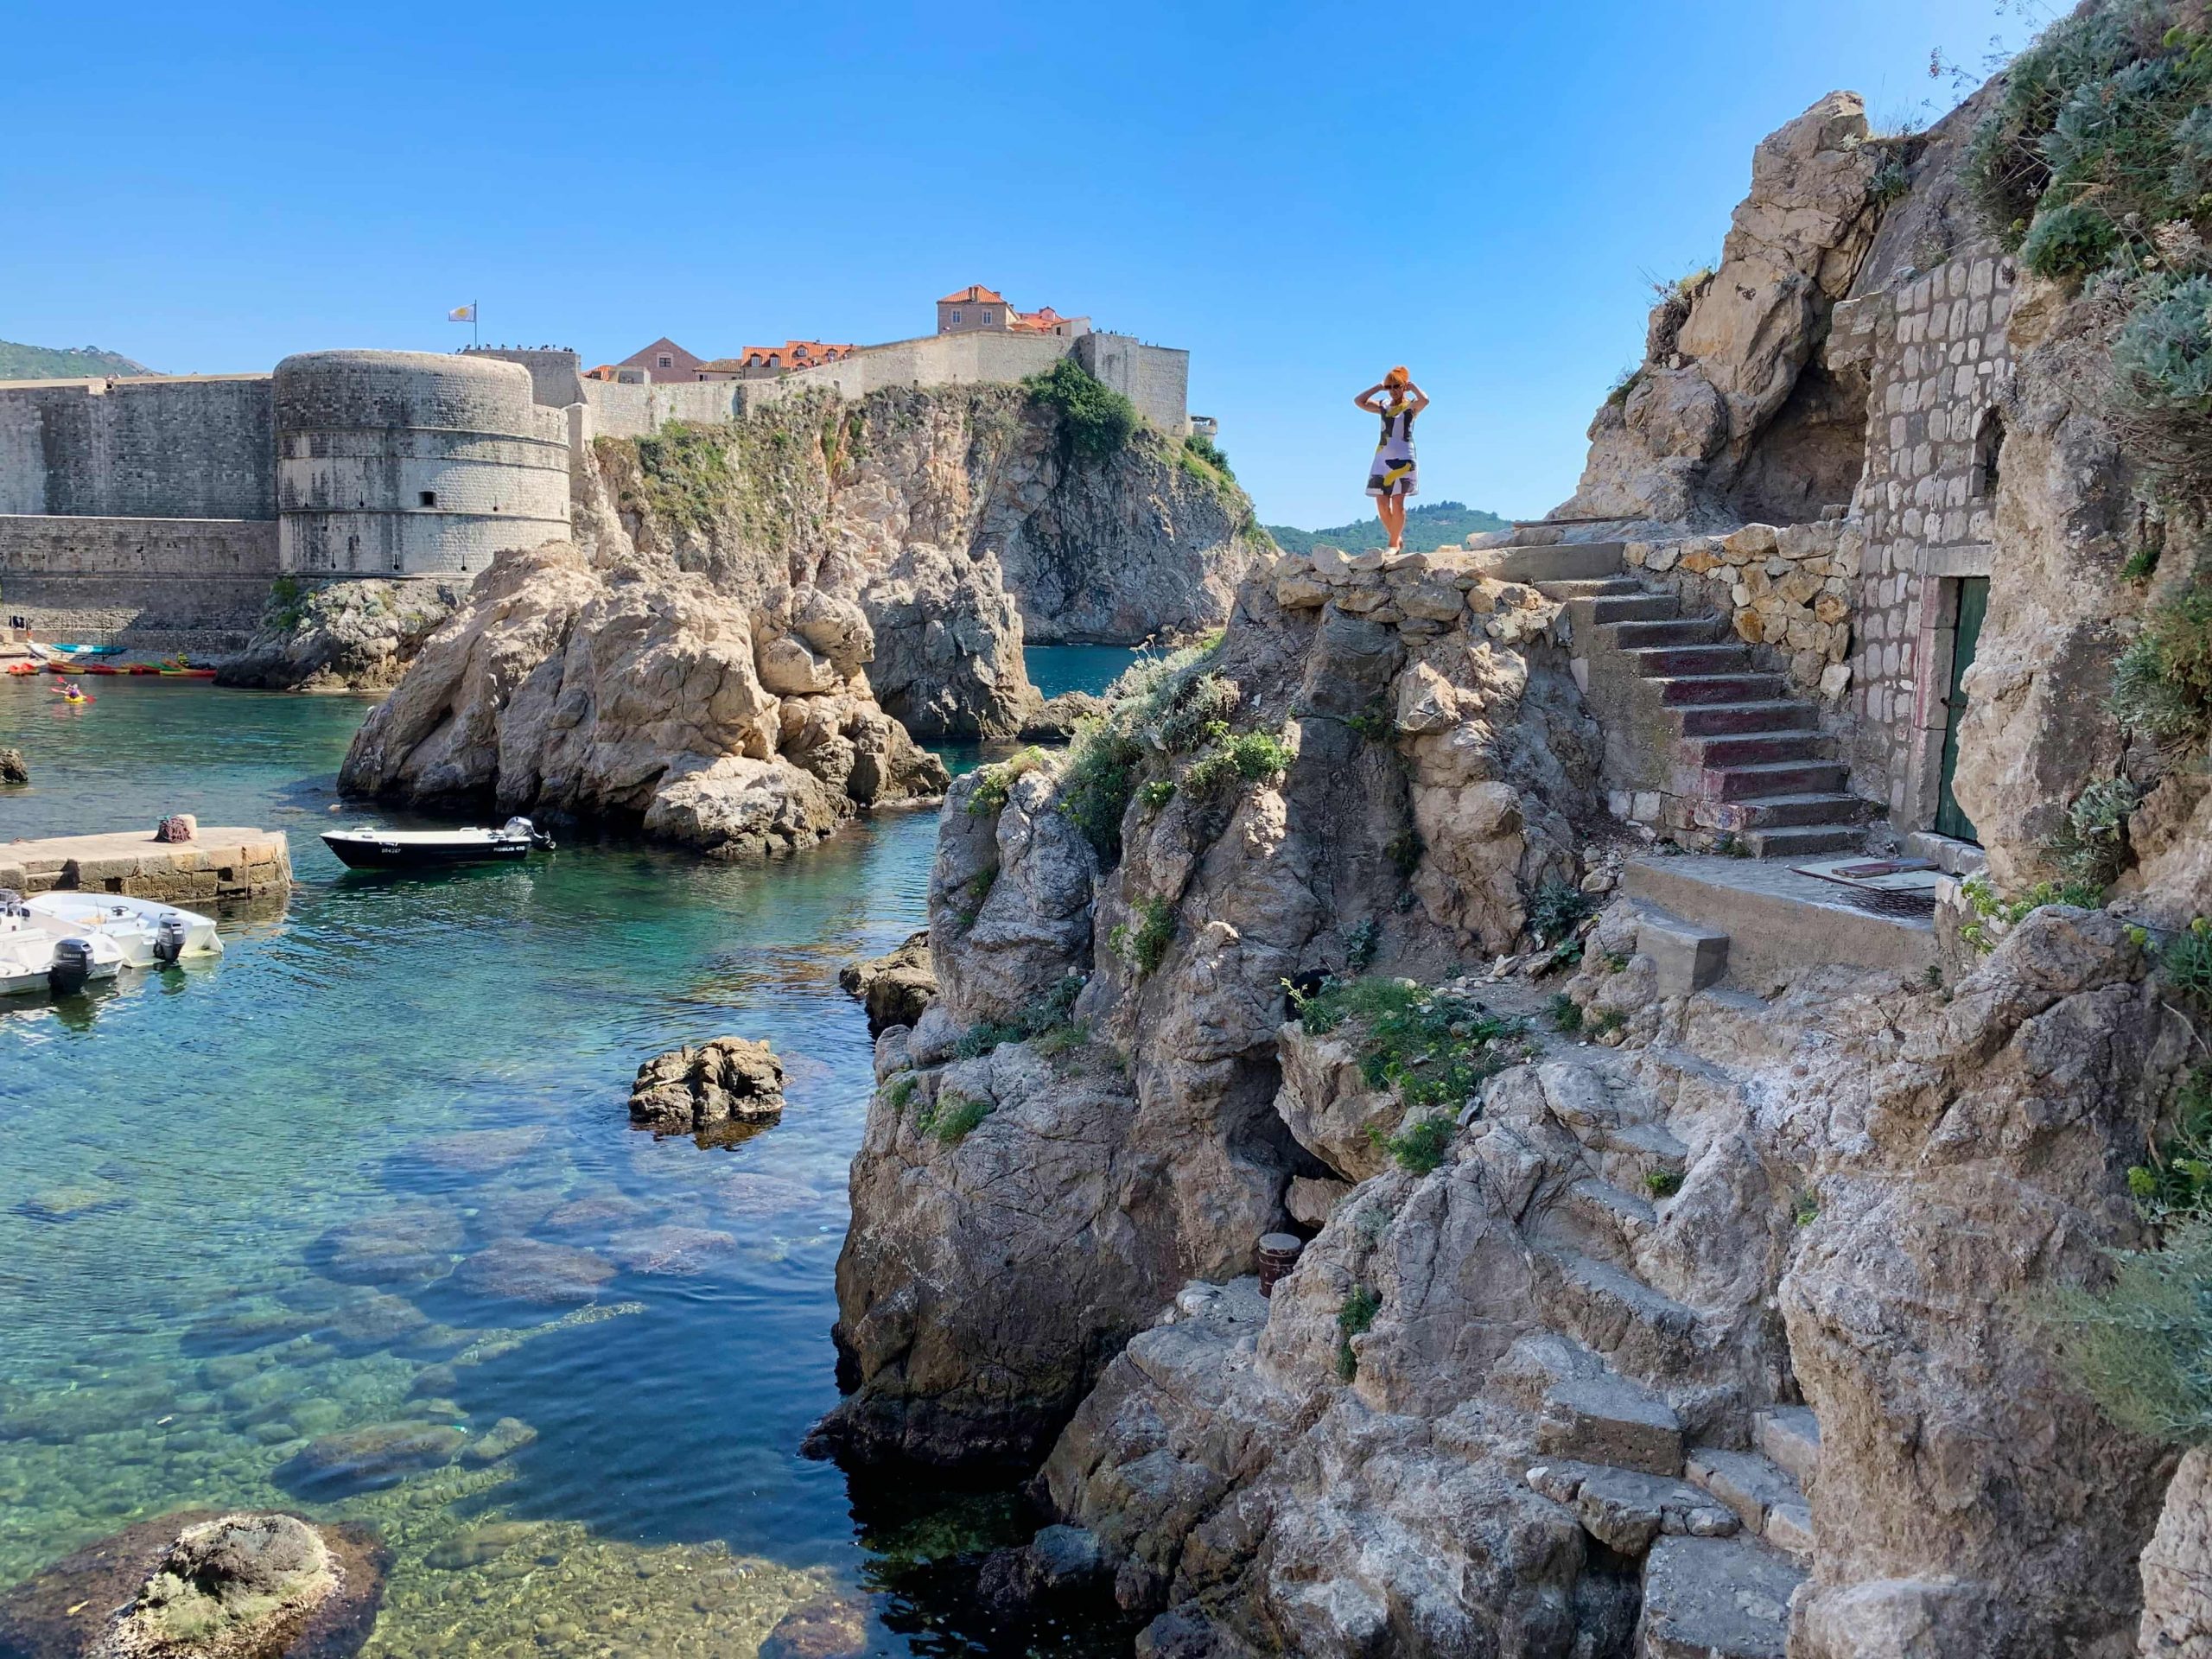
(1263, 499, 1511, 556)
(0, 340, 156, 380)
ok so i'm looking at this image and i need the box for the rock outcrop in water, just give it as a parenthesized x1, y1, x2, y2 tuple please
(217, 579, 468, 693)
(0, 1510, 386, 1659)
(628, 1036, 786, 1134)
(838, 931, 937, 1035)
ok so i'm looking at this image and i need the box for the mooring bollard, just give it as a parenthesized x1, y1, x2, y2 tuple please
(1257, 1232, 1305, 1298)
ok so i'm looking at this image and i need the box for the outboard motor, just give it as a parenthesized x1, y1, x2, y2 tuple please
(48, 937, 94, 995)
(0, 889, 23, 921)
(154, 914, 189, 964)
(504, 815, 555, 850)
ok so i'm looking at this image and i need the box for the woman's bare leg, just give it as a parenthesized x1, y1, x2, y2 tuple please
(1374, 493, 1393, 543)
(1381, 495, 1406, 550)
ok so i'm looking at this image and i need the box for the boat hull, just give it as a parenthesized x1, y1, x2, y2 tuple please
(321, 835, 537, 871)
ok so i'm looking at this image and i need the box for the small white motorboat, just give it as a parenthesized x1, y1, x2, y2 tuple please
(0, 894, 126, 995)
(321, 816, 555, 872)
(24, 892, 223, 967)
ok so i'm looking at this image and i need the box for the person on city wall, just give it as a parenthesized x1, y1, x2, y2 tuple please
(1355, 365, 1427, 553)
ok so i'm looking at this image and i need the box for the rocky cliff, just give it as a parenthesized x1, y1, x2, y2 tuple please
(820, 8, 2212, 1653)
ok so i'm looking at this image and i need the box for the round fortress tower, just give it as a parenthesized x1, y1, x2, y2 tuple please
(274, 350, 570, 578)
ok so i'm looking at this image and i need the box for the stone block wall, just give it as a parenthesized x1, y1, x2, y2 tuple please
(1625, 518, 1861, 699)
(0, 515, 280, 639)
(1830, 247, 2018, 825)
(0, 376, 276, 520)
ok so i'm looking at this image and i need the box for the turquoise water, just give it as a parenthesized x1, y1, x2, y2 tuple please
(0, 677, 1101, 1656)
(1022, 645, 1136, 702)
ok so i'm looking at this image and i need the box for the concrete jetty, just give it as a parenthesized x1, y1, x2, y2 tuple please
(1, 828, 291, 901)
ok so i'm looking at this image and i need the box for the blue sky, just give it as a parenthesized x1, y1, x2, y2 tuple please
(6, 1, 2044, 528)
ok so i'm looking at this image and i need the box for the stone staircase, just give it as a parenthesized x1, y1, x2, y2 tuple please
(1471, 532, 1876, 859)
(1478, 1053, 1816, 1657)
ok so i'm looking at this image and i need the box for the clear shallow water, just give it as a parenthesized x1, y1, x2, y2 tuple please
(0, 677, 1107, 1656)
(1022, 646, 1136, 703)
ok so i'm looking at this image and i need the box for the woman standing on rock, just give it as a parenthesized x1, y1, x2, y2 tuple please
(1356, 365, 1427, 552)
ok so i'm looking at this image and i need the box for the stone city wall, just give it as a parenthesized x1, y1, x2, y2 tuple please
(577, 378, 747, 440)
(1827, 246, 2018, 827)
(0, 375, 276, 520)
(1077, 332, 1190, 437)
(0, 514, 280, 639)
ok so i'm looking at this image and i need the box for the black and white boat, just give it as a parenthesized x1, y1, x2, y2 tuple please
(321, 817, 555, 871)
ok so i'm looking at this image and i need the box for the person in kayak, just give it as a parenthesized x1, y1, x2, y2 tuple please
(1355, 365, 1428, 553)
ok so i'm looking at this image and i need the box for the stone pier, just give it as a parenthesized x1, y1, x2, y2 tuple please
(0, 828, 291, 901)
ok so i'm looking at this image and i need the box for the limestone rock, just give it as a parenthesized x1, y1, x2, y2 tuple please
(838, 930, 936, 1035)
(2141, 1448, 2212, 1659)
(627, 1037, 786, 1135)
(0, 747, 28, 785)
(757, 1596, 870, 1659)
(219, 577, 468, 692)
(0, 1510, 385, 1659)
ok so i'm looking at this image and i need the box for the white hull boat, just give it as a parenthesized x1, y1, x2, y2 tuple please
(0, 899, 126, 995)
(24, 893, 223, 968)
(321, 816, 554, 871)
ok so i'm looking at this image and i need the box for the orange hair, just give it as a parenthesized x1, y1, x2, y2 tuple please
(1383, 365, 1410, 389)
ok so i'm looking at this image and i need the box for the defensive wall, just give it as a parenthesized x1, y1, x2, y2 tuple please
(0, 328, 1191, 647)
(757, 329, 1190, 434)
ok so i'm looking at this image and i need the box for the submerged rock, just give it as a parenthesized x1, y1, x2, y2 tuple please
(309, 1205, 463, 1286)
(456, 1415, 537, 1467)
(628, 1038, 785, 1135)
(757, 1595, 871, 1659)
(603, 1224, 741, 1276)
(450, 1238, 615, 1306)
(837, 931, 937, 1036)
(274, 1423, 467, 1498)
(0, 1510, 385, 1659)
(407, 1128, 547, 1176)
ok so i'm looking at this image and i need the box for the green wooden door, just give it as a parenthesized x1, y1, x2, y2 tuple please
(1935, 576, 1988, 843)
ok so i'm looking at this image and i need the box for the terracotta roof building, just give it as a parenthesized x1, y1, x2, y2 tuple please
(695, 341, 859, 382)
(938, 285, 1090, 339)
(615, 338, 704, 384)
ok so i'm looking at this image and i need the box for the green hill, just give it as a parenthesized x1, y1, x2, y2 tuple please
(1263, 499, 1511, 556)
(0, 340, 156, 380)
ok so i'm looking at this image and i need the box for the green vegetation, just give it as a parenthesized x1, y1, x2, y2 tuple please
(611, 420, 741, 535)
(917, 1090, 994, 1145)
(2131, 1067, 2212, 1217)
(880, 1075, 918, 1114)
(1179, 431, 1237, 489)
(1959, 872, 2108, 951)
(2116, 577, 2212, 753)
(1343, 918, 1382, 974)
(1376, 1114, 1457, 1176)
(1386, 829, 1422, 877)
(1344, 701, 1394, 741)
(1156, 674, 1242, 753)
(1057, 637, 1225, 865)
(1184, 729, 1294, 799)
(1109, 898, 1176, 979)
(2123, 543, 2165, 582)
(1138, 778, 1177, 810)
(1336, 1286, 1382, 1382)
(967, 747, 1049, 816)
(1547, 994, 1583, 1035)
(2021, 198, 2127, 280)
(1644, 1169, 1684, 1199)
(2049, 778, 2143, 888)
(1792, 1189, 1821, 1228)
(1294, 976, 1523, 1109)
(265, 575, 307, 632)
(952, 975, 1087, 1058)
(1262, 500, 1510, 557)
(1528, 881, 1595, 948)
(1586, 1007, 1627, 1039)
(2163, 918, 2212, 1007)
(0, 339, 153, 379)
(1868, 156, 1914, 203)
(1024, 357, 1139, 462)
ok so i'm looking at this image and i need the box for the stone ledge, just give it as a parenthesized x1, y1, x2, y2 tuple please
(0, 828, 291, 901)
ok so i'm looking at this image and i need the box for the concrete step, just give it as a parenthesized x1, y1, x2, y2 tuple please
(1586, 594, 1681, 625)
(1526, 1459, 1737, 1556)
(1636, 1535, 1803, 1659)
(1535, 1247, 1707, 1382)
(1627, 645, 1756, 677)
(1608, 618, 1724, 648)
(1685, 1448, 1813, 1564)
(1482, 542, 1627, 583)
(1637, 911, 1729, 997)
(1620, 856, 1936, 988)
(1742, 823, 1866, 860)
(1656, 673, 1791, 706)
(1692, 732, 1834, 769)
(1754, 1407, 1821, 1486)
(1538, 1371, 1684, 1478)
(1709, 761, 1848, 801)
(1674, 701, 1819, 737)
(1537, 576, 1646, 601)
(1719, 791, 1878, 830)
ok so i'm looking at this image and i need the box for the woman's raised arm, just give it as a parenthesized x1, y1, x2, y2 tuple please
(1353, 382, 1386, 412)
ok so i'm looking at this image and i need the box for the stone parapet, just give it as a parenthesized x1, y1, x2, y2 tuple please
(0, 828, 291, 902)
(1625, 518, 1859, 700)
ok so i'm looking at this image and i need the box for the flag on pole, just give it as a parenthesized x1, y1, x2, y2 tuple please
(447, 304, 476, 322)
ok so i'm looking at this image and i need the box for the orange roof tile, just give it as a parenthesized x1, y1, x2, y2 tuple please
(938, 285, 1006, 306)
